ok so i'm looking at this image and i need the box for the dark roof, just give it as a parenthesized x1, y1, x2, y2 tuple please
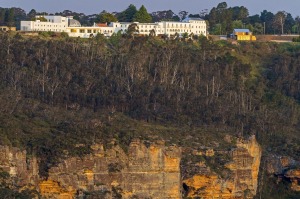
(183, 17, 205, 21)
(233, 29, 251, 33)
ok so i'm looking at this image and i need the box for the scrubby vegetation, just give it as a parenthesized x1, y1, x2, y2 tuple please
(292, 36, 300, 42)
(0, 169, 38, 198)
(1, 32, 300, 197)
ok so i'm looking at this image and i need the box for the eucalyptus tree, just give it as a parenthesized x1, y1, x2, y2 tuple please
(126, 23, 139, 39)
(273, 11, 287, 34)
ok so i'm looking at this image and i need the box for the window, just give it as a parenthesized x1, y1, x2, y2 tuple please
(80, 29, 84, 33)
(87, 30, 92, 33)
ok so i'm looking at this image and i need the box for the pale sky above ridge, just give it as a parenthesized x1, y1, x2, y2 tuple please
(1, 0, 300, 17)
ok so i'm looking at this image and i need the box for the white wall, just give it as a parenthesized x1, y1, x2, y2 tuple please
(67, 27, 115, 38)
(20, 16, 207, 38)
(21, 16, 68, 32)
(21, 21, 34, 31)
(109, 20, 207, 37)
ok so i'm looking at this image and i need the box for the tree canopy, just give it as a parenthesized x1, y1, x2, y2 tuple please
(117, 4, 137, 22)
(133, 5, 152, 23)
(97, 11, 117, 23)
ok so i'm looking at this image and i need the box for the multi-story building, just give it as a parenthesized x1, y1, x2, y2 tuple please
(20, 16, 207, 38)
(111, 18, 207, 37)
(20, 16, 70, 32)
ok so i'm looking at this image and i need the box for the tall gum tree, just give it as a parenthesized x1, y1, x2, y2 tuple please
(273, 11, 287, 34)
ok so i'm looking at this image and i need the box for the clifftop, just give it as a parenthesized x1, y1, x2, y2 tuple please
(0, 136, 264, 199)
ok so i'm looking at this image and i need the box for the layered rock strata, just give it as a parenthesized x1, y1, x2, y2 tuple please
(0, 136, 263, 199)
(41, 139, 182, 199)
(267, 155, 300, 192)
(184, 135, 262, 199)
(0, 145, 39, 187)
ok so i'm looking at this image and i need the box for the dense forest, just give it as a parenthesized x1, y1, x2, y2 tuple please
(1, 2, 300, 199)
(1, 2, 300, 35)
(0, 31, 300, 197)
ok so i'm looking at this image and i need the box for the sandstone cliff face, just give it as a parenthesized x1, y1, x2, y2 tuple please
(267, 155, 300, 192)
(285, 169, 300, 191)
(41, 139, 181, 199)
(184, 135, 262, 199)
(266, 155, 297, 175)
(0, 145, 39, 188)
(0, 136, 264, 199)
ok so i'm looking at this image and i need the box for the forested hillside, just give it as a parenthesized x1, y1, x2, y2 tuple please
(0, 32, 300, 198)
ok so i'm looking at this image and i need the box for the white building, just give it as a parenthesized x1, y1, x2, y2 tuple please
(20, 16, 70, 32)
(20, 16, 207, 38)
(110, 18, 207, 37)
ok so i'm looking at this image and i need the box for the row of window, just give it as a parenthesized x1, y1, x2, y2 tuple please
(140, 30, 157, 32)
(120, 24, 159, 29)
(34, 24, 65, 28)
(119, 24, 206, 29)
(33, 29, 64, 32)
(168, 29, 192, 33)
(75, 29, 113, 33)
(167, 24, 190, 28)
(74, 28, 205, 34)
(190, 21, 205, 24)
(46, 19, 66, 23)
(166, 29, 206, 34)
(139, 25, 155, 28)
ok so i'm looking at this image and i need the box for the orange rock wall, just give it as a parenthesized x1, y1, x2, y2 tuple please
(184, 174, 234, 199)
(45, 139, 181, 199)
(0, 137, 262, 199)
(285, 169, 300, 191)
(184, 135, 262, 199)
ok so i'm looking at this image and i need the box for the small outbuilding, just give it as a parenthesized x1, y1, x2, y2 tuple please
(0, 26, 16, 31)
(232, 29, 256, 41)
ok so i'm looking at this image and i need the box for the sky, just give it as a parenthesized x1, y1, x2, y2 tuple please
(1, 0, 300, 17)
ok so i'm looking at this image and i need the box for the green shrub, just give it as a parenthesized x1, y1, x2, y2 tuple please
(292, 36, 300, 42)
(60, 32, 69, 38)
